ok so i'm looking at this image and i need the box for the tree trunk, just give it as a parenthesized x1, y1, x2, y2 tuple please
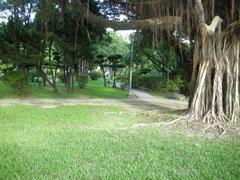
(231, 0, 238, 21)
(71, 70, 75, 93)
(101, 65, 107, 87)
(49, 40, 58, 93)
(113, 69, 117, 88)
(66, 68, 71, 93)
(36, 66, 58, 93)
(185, 0, 240, 133)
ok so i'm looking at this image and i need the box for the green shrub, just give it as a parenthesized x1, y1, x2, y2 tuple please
(57, 72, 65, 83)
(165, 76, 184, 92)
(89, 71, 102, 80)
(174, 76, 184, 87)
(138, 68, 152, 75)
(2, 71, 30, 95)
(116, 75, 129, 89)
(136, 74, 163, 91)
(132, 72, 140, 88)
(29, 70, 38, 82)
(76, 75, 88, 89)
(133, 73, 184, 92)
(165, 80, 179, 92)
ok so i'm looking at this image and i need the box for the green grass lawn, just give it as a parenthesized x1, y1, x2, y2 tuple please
(0, 80, 128, 99)
(0, 105, 239, 179)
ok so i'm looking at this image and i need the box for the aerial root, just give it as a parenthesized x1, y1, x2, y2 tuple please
(162, 111, 230, 136)
(163, 114, 189, 125)
(201, 111, 228, 135)
(133, 109, 235, 136)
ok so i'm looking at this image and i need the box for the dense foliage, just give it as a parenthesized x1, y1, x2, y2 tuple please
(2, 71, 30, 95)
(89, 71, 102, 80)
(0, 0, 185, 95)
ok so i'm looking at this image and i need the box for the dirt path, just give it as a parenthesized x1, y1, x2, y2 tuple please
(131, 89, 156, 99)
(0, 89, 188, 111)
(131, 89, 187, 109)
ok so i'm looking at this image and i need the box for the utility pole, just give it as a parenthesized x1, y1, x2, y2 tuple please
(128, 36, 134, 96)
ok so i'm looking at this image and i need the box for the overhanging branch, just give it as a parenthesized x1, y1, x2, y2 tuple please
(75, 0, 181, 30)
(206, 16, 223, 35)
(195, 0, 222, 35)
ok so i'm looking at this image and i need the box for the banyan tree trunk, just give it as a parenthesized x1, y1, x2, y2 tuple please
(190, 36, 240, 121)
(186, 0, 240, 132)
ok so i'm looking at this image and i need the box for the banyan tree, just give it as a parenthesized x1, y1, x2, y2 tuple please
(44, 0, 240, 133)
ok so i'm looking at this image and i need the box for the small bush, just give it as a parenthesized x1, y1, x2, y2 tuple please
(76, 75, 88, 89)
(89, 71, 102, 80)
(136, 74, 163, 91)
(132, 72, 140, 88)
(2, 71, 30, 95)
(165, 80, 179, 92)
(116, 75, 129, 89)
(137, 68, 152, 75)
(30, 70, 38, 82)
(165, 77, 184, 92)
(133, 73, 184, 92)
(57, 72, 65, 83)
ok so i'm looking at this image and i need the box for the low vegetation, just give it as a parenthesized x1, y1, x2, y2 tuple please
(132, 73, 184, 93)
(0, 80, 128, 99)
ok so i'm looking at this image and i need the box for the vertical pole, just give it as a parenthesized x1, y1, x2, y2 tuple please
(128, 37, 134, 96)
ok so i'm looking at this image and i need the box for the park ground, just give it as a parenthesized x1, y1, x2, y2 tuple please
(0, 80, 240, 179)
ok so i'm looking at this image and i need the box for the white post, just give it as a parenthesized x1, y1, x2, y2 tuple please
(128, 37, 134, 96)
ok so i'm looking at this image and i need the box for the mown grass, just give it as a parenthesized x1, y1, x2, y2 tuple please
(0, 80, 128, 99)
(0, 105, 239, 179)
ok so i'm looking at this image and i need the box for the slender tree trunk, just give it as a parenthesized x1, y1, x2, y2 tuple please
(101, 65, 107, 87)
(36, 66, 58, 93)
(113, 69, 117, 88)
(231, 0, 238, 21)
(67, 68, 71, 93)
(71, 70, 75, 93)
(48, 40, 58, 93)
(63, 67, 67, 89)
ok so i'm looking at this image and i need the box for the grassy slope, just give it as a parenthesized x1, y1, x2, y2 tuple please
(0, 80, 127, 99)
(0, 105, 239, 179)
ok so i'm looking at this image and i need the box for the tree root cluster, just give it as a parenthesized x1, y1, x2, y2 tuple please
(163, 112, 239, 137)
(132, 109, 240, 137)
